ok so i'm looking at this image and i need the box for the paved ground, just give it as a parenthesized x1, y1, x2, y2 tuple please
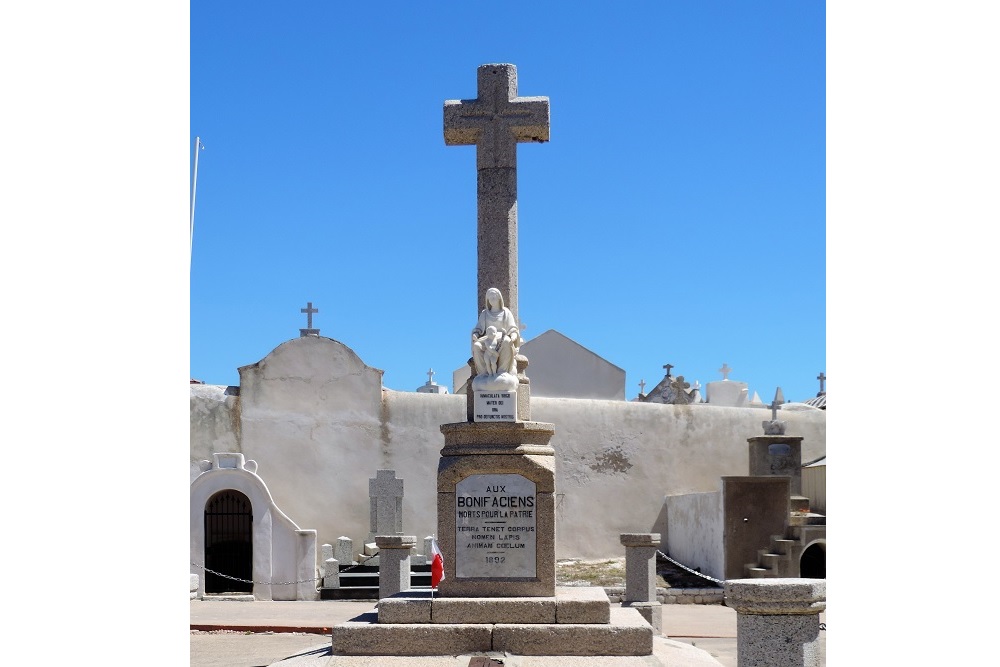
(191, 598, 826, 667)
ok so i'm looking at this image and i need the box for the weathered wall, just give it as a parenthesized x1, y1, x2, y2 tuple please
(190, 336, 826, 561)
(664, 491, 725, 581)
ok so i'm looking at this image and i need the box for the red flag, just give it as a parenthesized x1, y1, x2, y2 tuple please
(430, 538, 445, 588)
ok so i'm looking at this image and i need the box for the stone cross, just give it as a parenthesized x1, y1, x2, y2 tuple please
(770, 387, 785, 421)
(300, 302, 320, 337)
(426, 368, 435, 384)
(368, 470, 404, 542)
(301, 302, 318, 328)
(663, 364, 673, 378)
(817, 371, 826, 394)
(638, 379, 646, 395)
(444, 63, 550, 321)
(719, 363, 732, 380)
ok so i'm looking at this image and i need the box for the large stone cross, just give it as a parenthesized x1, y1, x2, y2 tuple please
(817, 371, 826, 394)
(444, 63, 550, 320)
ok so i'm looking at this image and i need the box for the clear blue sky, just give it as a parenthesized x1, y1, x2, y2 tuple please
(191, 2, 826, 401)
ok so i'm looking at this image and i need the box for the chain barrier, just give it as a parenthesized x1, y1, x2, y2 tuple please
(191, 553, 380, 587)
(656, 549, 726, 585)
(655, 550, 826, 632)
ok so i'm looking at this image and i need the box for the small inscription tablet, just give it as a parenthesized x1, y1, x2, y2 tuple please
(474, 391, 516, 422)
(455, 474, 536, 578)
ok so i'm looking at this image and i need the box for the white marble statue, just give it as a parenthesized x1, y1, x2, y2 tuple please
(471, 288, 520, 391)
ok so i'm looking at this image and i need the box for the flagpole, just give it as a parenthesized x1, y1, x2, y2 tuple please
(190, 137, 204, 256)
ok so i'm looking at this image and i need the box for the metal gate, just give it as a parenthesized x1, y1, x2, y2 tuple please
(204, 490, 253, 594)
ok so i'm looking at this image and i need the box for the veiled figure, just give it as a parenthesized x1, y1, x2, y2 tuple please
(472, 288, 520, 380)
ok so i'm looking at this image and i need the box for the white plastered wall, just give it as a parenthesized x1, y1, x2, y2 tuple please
(191, 336, 825, 561)
(664, 490, 725, 581)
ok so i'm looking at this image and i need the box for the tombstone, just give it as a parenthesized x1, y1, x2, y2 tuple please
(334, 536, 354, 566)
(367, 469, 404, 543)
(323, 558, 340, 588)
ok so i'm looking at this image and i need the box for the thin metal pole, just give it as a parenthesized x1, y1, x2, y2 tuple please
(190, 137, 204, 253)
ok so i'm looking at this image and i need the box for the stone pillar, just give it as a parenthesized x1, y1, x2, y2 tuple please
(724, 578, 826, 667)
(375, 535, 416, 599)
(620, 533, 663, 635)
(747, 436, 803, 496)
(323, 558, 340, 588)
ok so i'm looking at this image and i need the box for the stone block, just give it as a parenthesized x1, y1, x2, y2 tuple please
(492, 607, 652, 656)
(190, 574, 199, 599)
(553, 586, 611, 624)
(378, 594, 432, 624)
(622, 600, 662, 635)
(330, 612, 493, 656)
(432, 597, 555, 624)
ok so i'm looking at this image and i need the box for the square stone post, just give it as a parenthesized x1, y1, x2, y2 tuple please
(724, 579, 826, 667)
(375, 535, 416, 599)
(620, 533, 663, 634)
(323, 558, 340, 588)
(334, 537, 355, 566)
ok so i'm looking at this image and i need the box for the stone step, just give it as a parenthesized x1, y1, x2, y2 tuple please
(756, 550, 783, 570)
(745, 566, 771, 578)
(378, 586, 610, 625)
(770, 537, 796, 555)
(331, 606, 652, 657)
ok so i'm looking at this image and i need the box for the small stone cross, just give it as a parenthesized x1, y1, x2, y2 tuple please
(444, 64, 550, 321)
(426, 368, 436, 385)
(301, 302, 318, 329)
(817, 371, 826, 394)
(663, 364, 674, 378)
(638, 379, 646, 395)
(770, 387, 786, 421)
(719, 363, 732, 380)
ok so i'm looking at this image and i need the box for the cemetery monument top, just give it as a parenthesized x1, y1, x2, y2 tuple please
(299, 301, 319, 337)
(444, 63, 550, 321)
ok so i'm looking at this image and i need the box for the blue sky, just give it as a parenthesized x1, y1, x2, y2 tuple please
(190, 2, 827, 402)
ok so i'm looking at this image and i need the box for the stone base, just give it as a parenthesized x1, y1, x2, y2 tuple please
(378, 587, 609, 625)
(622, 600, 662, 635)
(330, 588, 652, 657)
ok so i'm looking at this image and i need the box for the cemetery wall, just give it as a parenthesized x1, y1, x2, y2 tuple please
(190, 336, 825, 560)
(664, 491, 726, 581)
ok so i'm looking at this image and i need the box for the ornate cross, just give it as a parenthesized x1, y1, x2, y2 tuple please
(444, 64, 550, 321)
(300, 302, 318, 329)
(718, 363, 732, 380)
(638, 379, 646, 395)
(663, 364, 674, 378)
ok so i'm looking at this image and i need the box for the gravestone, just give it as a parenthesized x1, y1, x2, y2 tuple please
(367, 470, 404, 543)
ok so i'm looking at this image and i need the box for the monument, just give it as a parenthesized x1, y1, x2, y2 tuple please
(330, 64, 655, 658)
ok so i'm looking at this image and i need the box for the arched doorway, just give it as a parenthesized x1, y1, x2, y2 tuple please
(204, 490, 253, 594)
(799, 542, 825, 578)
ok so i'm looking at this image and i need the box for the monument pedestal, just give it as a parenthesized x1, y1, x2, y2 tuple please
(437, 420, 556, 597)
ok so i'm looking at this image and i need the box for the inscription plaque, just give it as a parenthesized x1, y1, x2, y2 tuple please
(474, 391, 516, 422)
(455, 474, 536, 578)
